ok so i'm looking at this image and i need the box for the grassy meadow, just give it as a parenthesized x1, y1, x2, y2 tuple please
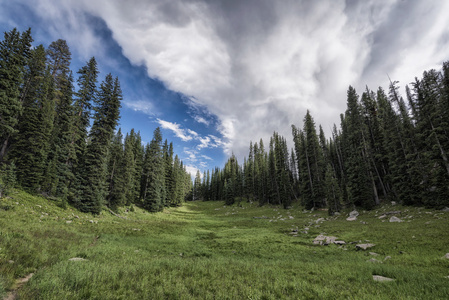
(1, 190, 449, 299)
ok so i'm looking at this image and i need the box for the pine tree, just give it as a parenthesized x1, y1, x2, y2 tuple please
(194, 170, 202, 201)
(342, 86, 375, 209)
(8, 45, 54, 191)
(142, 127, 165, 212)
(80, 74, 122, 214)
(0, 28, 33, 160)
(324, 163, 342, 215)
(106, 129, 127, 210)
(71, 57, 98, 199)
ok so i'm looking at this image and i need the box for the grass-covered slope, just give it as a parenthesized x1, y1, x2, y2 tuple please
(1, 190, 449, 299)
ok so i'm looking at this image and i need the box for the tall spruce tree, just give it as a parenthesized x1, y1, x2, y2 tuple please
(0, 28, 33, 160)
(80, 74, 121, 214)
(142, 127, 165, 212)
(8, 45, 54, 191)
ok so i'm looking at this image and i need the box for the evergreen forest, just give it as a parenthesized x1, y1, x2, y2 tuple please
(1, 27, 449, 215)
(194, 65, 449, 213)
(0, 28, 192, 214)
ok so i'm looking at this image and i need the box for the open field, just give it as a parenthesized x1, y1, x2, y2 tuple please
(1, 190, 449, 299)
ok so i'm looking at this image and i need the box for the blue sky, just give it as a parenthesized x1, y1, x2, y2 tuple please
(2, 0, 449, 176)
(0, 1, 228, 175)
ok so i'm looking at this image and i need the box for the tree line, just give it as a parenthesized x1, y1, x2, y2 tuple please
(195, 62, 449, 212)
(0, 28, 192, 213)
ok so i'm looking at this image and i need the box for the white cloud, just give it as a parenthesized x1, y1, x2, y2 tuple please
(124, 100, 155, 116)
(184, 164, 200, 178)
(16, 0, 449, 161)
(194, 116, 210, 126)
(157, 119, 193, 142)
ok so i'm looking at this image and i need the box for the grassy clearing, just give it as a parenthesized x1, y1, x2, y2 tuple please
(1, 190, 449, 299)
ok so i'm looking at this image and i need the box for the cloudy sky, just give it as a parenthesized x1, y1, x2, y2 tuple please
(1, 0, 449, 175)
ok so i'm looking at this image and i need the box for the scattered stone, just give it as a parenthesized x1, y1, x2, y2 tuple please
(441, 207, 449, 212)
(289, 216, 294, 219)
(8, 260, 14, 264)
(367, 258, 382, 263)
(333, 212, 341, 216)
(391, 201, 397, 206)
(384, 256, 392, 261)
(66, 220, 72, 224)
(313, 235, 338, 245)
(36, 205, 42, 208)
(346, 216, 357, 221)
(315, 218, 325, 223)
(369, 252, 379, 256)
(334, 241, 346, 245)
(389, 216, 402, 222)
(356, 243, 376, 250)
(373, 275, 395, 282)
(425, 221, 431, 225)
(69, 257, 87, 261)
(443, 253, 449, 259)
(132, 228, 141, 231)
(360, 221, 367, 225)
(378, 215, 387, 219)
(349, 210, 359, 218)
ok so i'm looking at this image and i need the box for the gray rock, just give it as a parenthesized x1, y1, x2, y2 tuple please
(367, 258, 382, 263)
(443, 253, 449, 259)
(356, 243, 376, 250)
(378, 215, 387, 219)
(389, 216, 402, 222)
(334, 241, 346, 245)
(369, 252, 379, 256)
(333, 212, 341, 216)
(384, 256, 392, 261)
(391, 201, 397, 206)
(441, 207, 449, 212)
(373, 275, 394, 282)
(315, 218, 325, 223)
(346, 216, 357, 221)
(69, 257, 87, 261)
(349, 210, 359, 218)
(66, 220, 72, 224)
(313, 235, 337, 245)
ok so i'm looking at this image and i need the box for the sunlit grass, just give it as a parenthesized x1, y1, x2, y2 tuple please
(1, 190, 448, 299)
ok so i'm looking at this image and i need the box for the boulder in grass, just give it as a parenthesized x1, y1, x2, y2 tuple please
(389, 216, 402, 223)
(373, 275, 394, 282)
(69, 257, 87, 261)
(356, 243, 376, 250)
(443, 253, 449, 259)
(349, 210, 359, 218)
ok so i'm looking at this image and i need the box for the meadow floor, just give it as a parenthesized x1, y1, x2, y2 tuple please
(1, 191, 449, 299)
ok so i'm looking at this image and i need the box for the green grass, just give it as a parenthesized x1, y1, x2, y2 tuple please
(1, 190, 449, 299)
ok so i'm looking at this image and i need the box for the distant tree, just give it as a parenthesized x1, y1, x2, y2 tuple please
(142, 127, 165, 212)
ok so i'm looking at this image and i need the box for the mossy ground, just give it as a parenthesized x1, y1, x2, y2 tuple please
(1, 190, 448, 299)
